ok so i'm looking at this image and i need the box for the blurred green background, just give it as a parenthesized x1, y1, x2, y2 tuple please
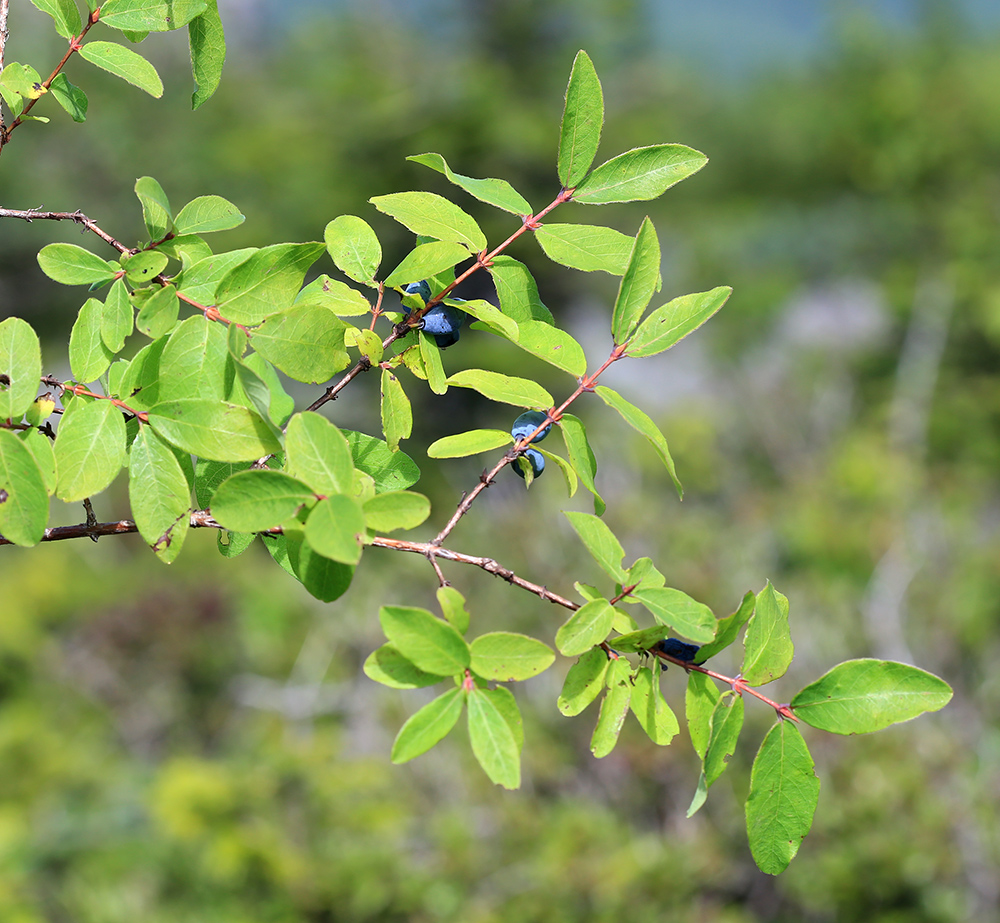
(2, 0, 999, 919)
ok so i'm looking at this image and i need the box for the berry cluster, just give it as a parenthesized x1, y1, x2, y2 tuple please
(510, 410, 551, 480)
(402, 280, 464, 349)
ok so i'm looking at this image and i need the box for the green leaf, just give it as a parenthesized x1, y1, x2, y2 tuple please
(173, 195, 244, 235)
(746, 721, 820, 875)
(0, 317, 42, 421)
(148, 399, 281, 461)
(594, 385, 681, 498)
(49, 73, 88, 121)
(563, 511, 625, 581)
(210, 469, 314, 532)
(629, 666, 679, 745)
(558, 50, 604, 188)
(446, 298, 518, 340)
(686, 671, 721, 761)
(467, 688, 521, 789)
(444, 370, 551, 409)
(78, 41, 163, 97)
(369, 191, 487, 251)
(156, 235, 213, 267)
(54, 399, 127, 502)
(134, 284, 179, 338)
(252, 304, 350, 383)
(704, 695, 744, 786)
(418, 331, 447, 395)
(625, 286, 732, 357)
(507, 320, 586, 377)
(158, 315, 228, 402)
(383, 241, 471, 288)
(17, 428, 57, 495)
(28, 0, 81, 38)
(572, 144, 708, 204)
(426, 429, 511, 459)
(297, 275, 373, 317)
(174, 248, 255, 304)
(791, 659, 953, 734)
(194, 458, 247, 507)
(609, 625, 670, 653)
(285, 412, 354, 495)
(343, 430, 420, 492)
(364, 643, 443, 689)
(632, 587, 716, 644)
(590, 656, 633, 758)
(559, 415, 603, 513)
(134, 176, 173, 241)
(686, 773, 709, 819)
(270, 529, 355, 602)
(488, 256, 553, 325)
(324, 216, 382, 286)
(0, 429, 48, 546)
(217, 530, 254, 558)
(37, 243, 118, 285)
(305, 494, 367, 564)
(555, 598, 615, 657)
(379, 605, 470, 676)
(557, 647, 610, 716)
(215, 242, 327, 324)
(100, 0, 208, 31)
(742, 581, 794, 686)
(469, 632, 555, 682)
(128, 426, 191, 562)
(611, 216, 660, 344)
(69, 298, 114, 383)
(188, 0, 225, 109)
(407, 152, 532, 215)
(380, 369, 411, 452)
(102, 279, 133, 352)
(696, 591, 755, 664)
(392, 688, 465, 764)
(363, 490, 429, 533)
(437, 586, 470, 635)
(534, 223, 634, 275)
(123, 250, 169, 283)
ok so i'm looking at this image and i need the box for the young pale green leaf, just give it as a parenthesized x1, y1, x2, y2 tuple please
(173, 195, 244, 235)
(742, 581, 793, 686)
(557, 647, 610, 716)
(791, 659, 953, 734)
(134, 284, 180, 339)
(17, 428, 57, 496)
(704, 695, 744, 786)
(469, 632, 555, 682)
(100, 0, 207, 31)
(624, 556, 666, 594)
(380, 369, 411, 452)
(347, 328, 384, 363)
(54, 399, 127, 502)
(696, 591, 755, 663)
(157, 315, 229, 402)
(363, 490, 430, 532)
(591, 656, 633, 758)
(572, 144, 708, 205)
(392, 688, 465, 764)
(128, 426, 191, 562)
(49, 73, 88, 121)
(407, 152, 532, 215)
(285, 412, 353, 496)
(156, 235, 213, 267)
(148, 399, 281, 461)
(209, 469, 314, 532)
(134, 176, 173, 241)
(369, 191, 487, 251)
(383, 240, 470, 288)
(214, 242, 326, 324)
(426, 429, 511, 459)
(379, 605, 470, 676)
(305, 494, 367, 564)
(625, 286, 731, 357)
(174, 248, 255, 304)
(488, 256, 553, 325)
(37, 243, 118, 285)
(563, 511, 625, 582)
(189, 0, 225, 109)
(444, 369, 552, 409)
(364, 643, 444, 689)
(555, 598, 615, 657)
(123, 250, 169, 284)
(534, 223, 634, 275)
(69, 298, 114, 383)
(632, 587, 716, 644)
(78, 41, 163, 96)
(746, 721, 821, 875)
(418, 331, 447, 395)
(594, 385, 681, 498)
(0, 429, 48, 546)
(508, 320, 587, 378)
(324, 215, 382, 286)
(0, 317, 42, 421)
(343, 430, 420, 492)
(28, 0, 81, 38)
(467, 688, 521, 789)
(609, 625, 671, 653)
(559, 415, 604, 514)
(102, 279, 133, 352)
(437, 586, 470, 636)
(686, 670, 721, 761)
(252, 304, 350, 383)
(558, 50, 604, 188)
(611, 216, 660, 344)
(629, 666, 679, 745)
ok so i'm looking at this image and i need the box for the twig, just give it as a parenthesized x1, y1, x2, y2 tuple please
(0, 207, 132, 254)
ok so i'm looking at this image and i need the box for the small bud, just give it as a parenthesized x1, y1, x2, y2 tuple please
(25, 393, 56, 426)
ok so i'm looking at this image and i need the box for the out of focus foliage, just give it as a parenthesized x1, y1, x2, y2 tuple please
(0, 2, 997, 919)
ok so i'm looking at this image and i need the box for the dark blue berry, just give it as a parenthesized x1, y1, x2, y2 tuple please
(652, 638, 701, 671)
(511, 410, 551, 444)
(421, 304, 464, 336)
(513, 447, 545, 479)
(432, 330, 460, 349)
(403, 280, 431, 303)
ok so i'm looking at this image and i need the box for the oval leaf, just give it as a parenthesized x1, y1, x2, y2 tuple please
(0, 317, 42, 421)
(0, 429, 49, 546)
(469, 632, 555, 682)
(558, 50, 604, 188)
(467, 688, 521, 789)
(391, 687, 465, 764)
(379, 605, 470, 676)
(445, 369, 552, 409)
(78, 41, 163, 97)
(210, 469, 314, 532)
(426, 429, 512, 459)
(572, 144, 708, 205)
(324, 215, 382, 285)
(369, 191, 486, 251)
(148, 399, 282, 461)
(626, 286, 732, 358)
(555, 598, 615, 657)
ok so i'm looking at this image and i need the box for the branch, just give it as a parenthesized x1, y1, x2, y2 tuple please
(0, 207, 132, 254)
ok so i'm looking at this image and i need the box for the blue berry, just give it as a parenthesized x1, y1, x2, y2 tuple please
(513, 447, 545, 479)
(432, 330, 460, 349)
(652, 637, 701, 671)
(403, 280, 431, 304)
(511, 410, 551, 444)
(420, 304, 464, 337)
